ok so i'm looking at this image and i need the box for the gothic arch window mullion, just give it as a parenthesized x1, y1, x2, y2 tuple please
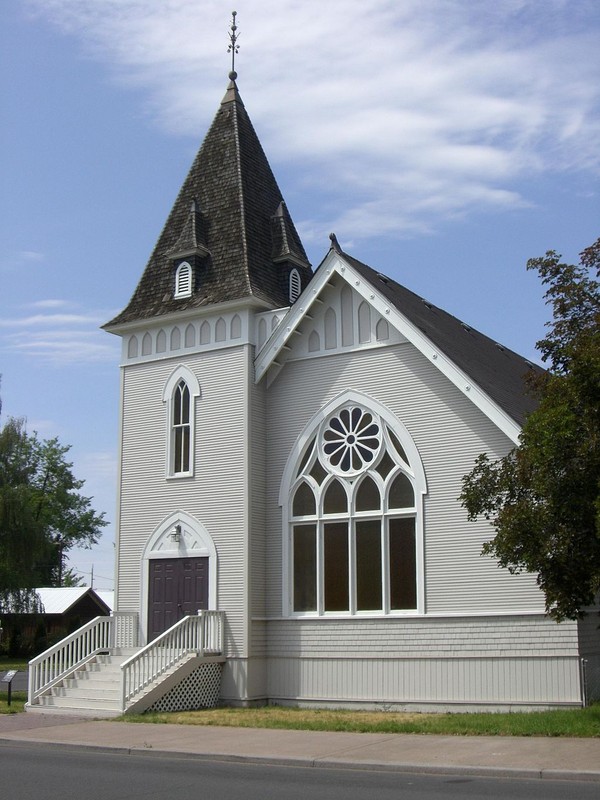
(288, 399, 422, 617)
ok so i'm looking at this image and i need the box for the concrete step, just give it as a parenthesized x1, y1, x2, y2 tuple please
(66, 672, 121, 688)
(52, 684, 120, 701)
(28, 646, 214, 718)
(38, 694, 121, 711)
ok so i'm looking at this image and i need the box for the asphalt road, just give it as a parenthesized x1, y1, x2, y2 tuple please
(0, 743, 599, 800)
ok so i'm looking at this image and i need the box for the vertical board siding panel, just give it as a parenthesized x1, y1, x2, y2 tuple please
(266, 655, 581, 707)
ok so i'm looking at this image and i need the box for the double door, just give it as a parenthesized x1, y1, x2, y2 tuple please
(148, 557, 208, 640)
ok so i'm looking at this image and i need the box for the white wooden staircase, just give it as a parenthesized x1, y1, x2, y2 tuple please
(27, 612, 224, 717)
(33, 649, 135, 716)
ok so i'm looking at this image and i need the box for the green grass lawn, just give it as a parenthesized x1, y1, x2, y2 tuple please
(0, 691, 27, 714)
(2, 651, 598, 737)
(0, 658, 28, 714)
(0, 658, 29, 672)
(123, 703, 600, 737)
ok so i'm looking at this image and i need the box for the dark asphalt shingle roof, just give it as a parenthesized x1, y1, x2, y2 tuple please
(105, 80, 311, 328)
(340, 251, 542, 427)
(105, 77, 538, 430)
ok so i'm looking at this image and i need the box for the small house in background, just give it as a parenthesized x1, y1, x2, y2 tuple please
(1, 588, 113, 657)
(36, 588, 113, 632)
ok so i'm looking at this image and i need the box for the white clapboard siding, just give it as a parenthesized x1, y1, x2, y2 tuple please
(264, 342, 544, 618)
(264, 615, 581, 707)
(265, 615, 579, 658)
(249, 375, 267, 624)
(116, 345, 251, 653)
(266, 653, 581, 707)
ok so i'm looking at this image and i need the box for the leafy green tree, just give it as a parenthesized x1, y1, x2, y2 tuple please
(0, 404, 107, 612)
(461, 239, 600, 621)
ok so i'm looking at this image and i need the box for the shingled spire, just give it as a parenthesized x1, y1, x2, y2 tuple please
(105, 75, 311, 328)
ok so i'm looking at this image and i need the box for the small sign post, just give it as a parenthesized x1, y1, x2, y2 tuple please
(1, 670, 18, 707)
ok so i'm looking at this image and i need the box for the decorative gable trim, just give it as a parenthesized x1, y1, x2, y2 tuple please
(255, 250, 522, 444)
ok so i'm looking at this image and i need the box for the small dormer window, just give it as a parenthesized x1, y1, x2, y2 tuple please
(175, 261, 192, 298)
(289, 268, 301, 303)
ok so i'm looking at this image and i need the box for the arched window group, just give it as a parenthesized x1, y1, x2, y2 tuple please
(288, 401, 422, 615)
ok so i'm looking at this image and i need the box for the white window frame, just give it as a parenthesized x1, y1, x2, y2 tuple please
(162, 365, 201, 478)
(280, 390, 426, 617)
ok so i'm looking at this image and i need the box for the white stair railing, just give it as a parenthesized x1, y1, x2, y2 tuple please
(120, 611, 224, 709)
(28, 612, 139, 705)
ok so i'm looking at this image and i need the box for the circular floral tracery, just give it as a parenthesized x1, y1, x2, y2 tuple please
(319, 405, 382, 476)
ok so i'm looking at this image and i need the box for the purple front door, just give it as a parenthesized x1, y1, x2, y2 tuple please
(148, 557, 208, 639)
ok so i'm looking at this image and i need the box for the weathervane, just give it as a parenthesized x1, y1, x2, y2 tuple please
(227, 10, 240, 80)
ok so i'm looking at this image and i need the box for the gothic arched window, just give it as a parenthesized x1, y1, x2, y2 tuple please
(286, 398, 424, 616)
(172, 379, 191, 474)
(162, 366, 201, 478)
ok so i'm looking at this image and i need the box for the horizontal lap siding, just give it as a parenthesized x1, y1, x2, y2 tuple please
(250, 377, 267, 623)
(117, 347, 248, 653)
(265, 616, 581, 706)
(266, 616, 579, 658)
(249, 376, 268, 694)
(265, 344, 544, 617)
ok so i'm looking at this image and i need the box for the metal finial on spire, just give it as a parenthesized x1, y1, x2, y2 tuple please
(227, 11, 240, 80)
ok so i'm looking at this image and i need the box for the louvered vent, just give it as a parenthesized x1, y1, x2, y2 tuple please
(289, 268, 301, 303)
(175, 262, 192, 298)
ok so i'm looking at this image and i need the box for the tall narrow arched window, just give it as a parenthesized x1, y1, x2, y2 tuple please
(162, 366, 201, 478)
(172, 380, 190, 474)
(284, 394, 425, 616)
(174, 261, 192, 298)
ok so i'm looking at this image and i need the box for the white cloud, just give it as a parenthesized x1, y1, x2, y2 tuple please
(26, 299, 72, 310)
(0, 303, 119, 365)
(0, 313, 102, 328)
(24, 0, 600, 241)
(2, 331, 118, 365)
(0, 250, 46, 272)
(18, 250, 45, 262)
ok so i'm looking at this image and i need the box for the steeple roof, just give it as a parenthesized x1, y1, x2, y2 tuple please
(105, 79, 311, 328)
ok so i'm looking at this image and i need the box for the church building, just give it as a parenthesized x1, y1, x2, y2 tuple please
(99, 68, 600, 711)
(27, 61, 599, 716)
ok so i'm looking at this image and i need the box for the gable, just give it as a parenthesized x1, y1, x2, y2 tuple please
(256, 276, 407, 367)
(256, 250, 537, 444)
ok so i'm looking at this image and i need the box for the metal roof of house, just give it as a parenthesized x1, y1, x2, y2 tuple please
(35, 587, 111, 615)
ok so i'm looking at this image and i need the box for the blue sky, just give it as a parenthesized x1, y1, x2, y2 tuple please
(1, 0, 599, 591)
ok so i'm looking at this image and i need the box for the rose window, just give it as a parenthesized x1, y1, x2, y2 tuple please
(320, 406, 381, 475)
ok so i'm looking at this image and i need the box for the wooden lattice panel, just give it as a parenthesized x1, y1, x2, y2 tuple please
(148, 662, 223, 712)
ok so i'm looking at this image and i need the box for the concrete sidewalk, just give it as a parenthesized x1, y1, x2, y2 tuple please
(0, 712, 599, 782)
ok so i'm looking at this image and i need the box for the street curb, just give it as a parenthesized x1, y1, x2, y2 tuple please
(1, 736, 600, 782)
